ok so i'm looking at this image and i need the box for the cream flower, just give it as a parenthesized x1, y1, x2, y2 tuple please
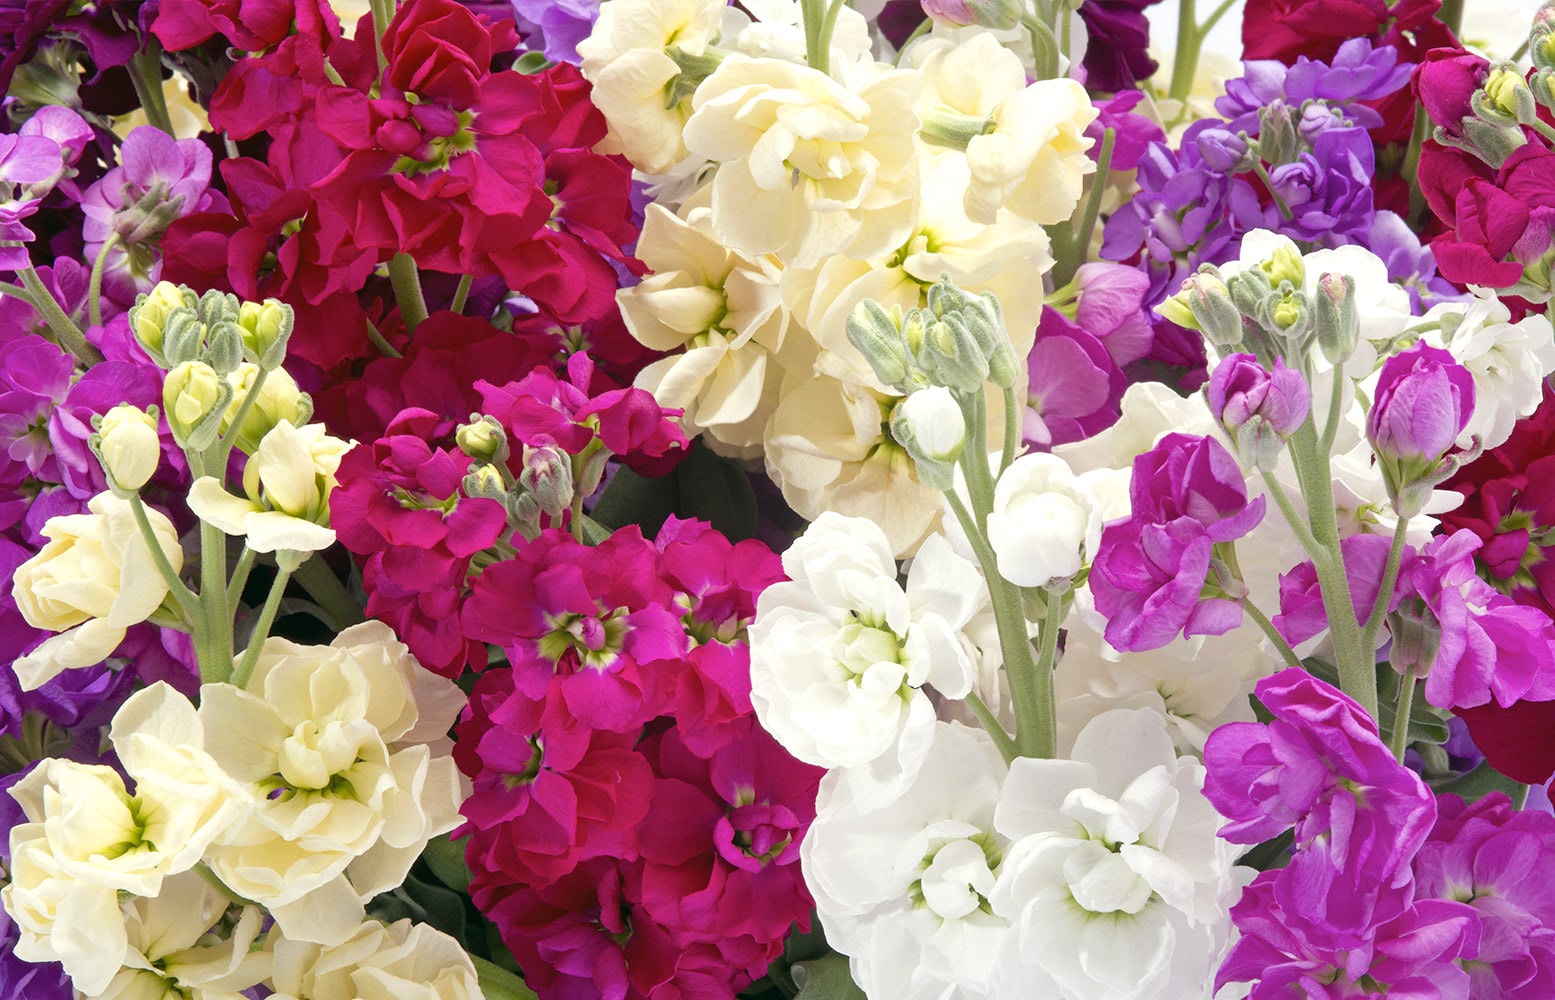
(96, 403, 161, 493)
(11, 492, 184, 689)
(622, 198, 797, 456)
(187, 419, 350, 553)
(199, 624, 465, 945)
(4, 685, 245, 994)
(268, 918, 480, 1000)
(94, 871, 271, 1000)
(577, 0, 727, 174)
(750, 514, 984, 803)
(986, 452, 1104, 588)
(990, 709, 1248, 1000)
(682, 54, 922, 269)
(221, 363, 312, 456)
(780, 148, 1048, 379)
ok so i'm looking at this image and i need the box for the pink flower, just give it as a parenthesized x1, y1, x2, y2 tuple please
(149, 0, 338, 52)
(1022, 308, 1125, 450)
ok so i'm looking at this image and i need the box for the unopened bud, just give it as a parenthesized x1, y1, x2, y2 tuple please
(457, 415, 510, 465)
(93, 403, 161, 493)
(921, 0, 1023, 31)
(889, 388, 963, 491)
(463, 463, 508, 502)
(845, 299, 915, 391)
(1165, 271, 1242, 346)
(520, 443, 575, 517)
(1264, 289, 1309, 339)
(1314, 272, 1359, 365)
(920, 316, 990, 393)
(204, 320, 244, 374)
(1255, 103, 1298, 166)
(1260, 241, 1306, 289)
(163, 361, 230, 451)
(1478, 66, 1538, 125)
(162, 309, 206, 367)
(129, 282, 197, 366)
(197, 288, 240, 330)
(1227, 267, 1272, 319)
(223, 364, 311, 456)
(237, 298, 294, 370)
(1387, 598, 1441, 679)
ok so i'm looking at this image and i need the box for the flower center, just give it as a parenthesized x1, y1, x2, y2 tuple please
(911, 833, 1001, 920)
(538, 608, 630, 670)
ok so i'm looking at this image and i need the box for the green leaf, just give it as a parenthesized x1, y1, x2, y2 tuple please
(1430, 760, 1527, 802)
(791, 954, 866, 1000)
(473, 954, 540, 1000)
(591, 465, 677, 535)
(673, 445, 758, 541)
(422, 833, 472, 894)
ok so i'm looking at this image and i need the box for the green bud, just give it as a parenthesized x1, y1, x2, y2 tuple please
(1260, 241, 1306, 289)
(1537, 13, 1555, 73)
(204, 320, 244, 374)
(845, 299, 916, 391)
(456, 415, 510, 465)
(1314, 272, 1359, 365)
(1386, 599, 1441, 679)
(1232, 415, 1285, 472)
(1531, 70, 1555, 115)
(463, 463, 508, 502)
(237, 298, 294, 370)
(920, 316, 990, 393)
(1256, 105, 1298, 166)
(1227, 267, 1272, 319)
(1484, 67, 1537, 124)
(1263, 288, 1310, 340)
(197, 288, 240, 329)
(163, 361, 230, 451)
(917, 108, 996, 153)
(1166, 270, 1243, 347)
(162, 310, 207, 367)
(129, 282, 198, 366)
(1451, 118, 1527, 169)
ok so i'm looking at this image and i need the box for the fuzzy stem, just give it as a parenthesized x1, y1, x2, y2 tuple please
(18, 267, 102, 366)
(231, 564, 294, 689)
(388, 252, 429, 333)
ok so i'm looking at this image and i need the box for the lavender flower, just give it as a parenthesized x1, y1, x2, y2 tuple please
(510, 0, 600, 64)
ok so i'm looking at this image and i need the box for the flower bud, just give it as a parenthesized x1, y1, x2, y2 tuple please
(1255, 102, 1298, 166)
(163, 361, 230, 451)
(197, 288, 240, 330)
(1476, 67, 1536, 126)
(204, 320, 244, 374)
(222, 364, 311, 456)
(520, 441, 574, 517)
(889, 390, 962, 491)
(463, 463, 508, 502)
(236, 298, 294, 370)
(1227, 267, 1272, 319)
(1535, 11, 1555, 74)
(1387, 598, 1441, 679)
(456, 415, 509, 465)
(920, 316, 991, 393)
(1260, 240, 1306, 289)
(1368, 343, 1476, 515)
(1263, 288, 1310, 339)
(1207, 354, 1310, 438)
(846, 299, 918, 391)
(93, 403, 161, 493)
(129, 282, 197, 366)
(1164, 271, 1242, 346)
(1314, 272, 1359, 365)
(920, 0, 1023, 30)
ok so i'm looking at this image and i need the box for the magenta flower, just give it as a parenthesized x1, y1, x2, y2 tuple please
(1022, 308, 1125, 449)
(1208, 354, 1310, 436)
(1274, 532, 1414, 647)
(1414, 47, 1490, 142)
(1368, 342, 1475, 462)
(1073, 261, 1156, 366)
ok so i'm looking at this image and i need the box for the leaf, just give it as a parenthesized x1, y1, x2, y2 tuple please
(791, 954, 866, 1000)
(1430, 760, 1527, 802)
(591, 465, 677, 535)
(673, 445, 758, 541)
(422, 833, 473, 894)
(473, 954, 540, 1000)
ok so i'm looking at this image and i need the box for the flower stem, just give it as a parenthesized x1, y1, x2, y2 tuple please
(1388, 670, 1416, 761)
(226, 545, 256, 618)
(369, 0, 395, 72)
(1359, 517, 1410, 655)
(388, 252, 429, 334)
(232, 563, 295, 689)
(801, 0, 846, 76)
(364, 317, 402, 358)
(211, 366, 268, 475)
(1242, 599, 1301, 668)
(18, 267, 102, 366)
(198, 516, 234, 683)
(965, 691, 1019, 765)
(1437, 0, 1464, 37)
(291, 555, 365, 630)
(1168, 0, 1199, 103)
(128, 43, 175, 136)
(1000, 385, 1021, 474)
(129, 495, 198, 614)
(1068, 128, 1116, 282)
(451, 273, 473, 315)
(88, 234, 118, 330)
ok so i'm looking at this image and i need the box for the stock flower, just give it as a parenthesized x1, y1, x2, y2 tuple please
(682, 54, 921, 269)
(49, 360, 179, 502)
(1367, 342, 1476, 463)
(1022, 307, 1126, 449)
(749, 515, 982, 800)
(1421, 294, 1555, 451)
(187, 419, 351, 553)
(985, 453, 1104, 588)
(1207, 354, 1310, 436)
(992, 709, 1246, 1000)
(268, 918, 481, 1000)
(11, 492, 184, 689)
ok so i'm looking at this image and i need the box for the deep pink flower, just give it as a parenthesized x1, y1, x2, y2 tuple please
(149, 0, 338, 52)
(362, 550, 488, 676)
(1022, 308, 1125, 449)
(1414, 47, 1489, 141)
(1128, 432, 1268, 533)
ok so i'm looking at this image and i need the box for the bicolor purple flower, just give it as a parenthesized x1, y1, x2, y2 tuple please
(1368, 342, 1476, 463)
(1208, 354, 1310, 436)
(1275, 532, 1411, 648)
(1414, 792, 1555, 999)
(1205, 669, 1439, 957)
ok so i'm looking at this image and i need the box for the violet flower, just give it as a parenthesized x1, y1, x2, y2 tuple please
(1075, 0, 1164, 92)
(1207, 354, 1310, 436)
(0, 336, 72, 487)
(1022, 308, 1125, 449)
(1367, 342, 1475, 464)
(1263, 126, 1377, 245)
(509, 0, 599, 64)
(46, 360, 172, 500)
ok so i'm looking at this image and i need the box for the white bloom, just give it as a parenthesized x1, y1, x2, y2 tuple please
(268, 918, 480, 1000)
(11, 492, 184, 689)
(1422, 292, 1555, 450)
(94, 871, 271, 1000)
(897, 386, 966, 461)
(802, 721, 1028, 998)
(720, 0, 875, 70)
(990, 709, 1248, 1000)
(187, 419, 350, 553)
(198, 624, 465, 945)
(682, 54, 922, 268)
(986, 452, 1102, 588)
(1055, 381, 1216, 477)
(576, 0, 726, 174)
(750, 514, 984, 799)
(96, 403, 161, 493)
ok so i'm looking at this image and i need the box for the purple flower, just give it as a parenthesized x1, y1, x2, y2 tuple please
(1414, 792, 1555, 999)
(1216, 38, 1413, 136)
(510, 0, 599, 64)
(1073, 261, 1154, 366)
(1128, 432, 1267, 533)
(1368, 342, 1476, 463)
(0, 336, 72, 486)
(0, 770, 71, 1000)
(1075, 0, 1164, 91)
(1083, 91, 1165, 173)
(1207, 354, 1310, 436)
(79, 126, 228, 298)
(1205, 669, 1440, 956)
(1365, 211, 1465, 312)
(1274, 532, 1411, 647)
(1264, 126, 1377, 244)
(1022, 308, 1125, 449)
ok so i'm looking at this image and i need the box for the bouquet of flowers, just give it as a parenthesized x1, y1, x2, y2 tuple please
(5, 0, 1555, 997)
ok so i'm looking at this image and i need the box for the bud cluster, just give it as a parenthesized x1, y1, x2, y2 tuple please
(128, 281, 294, 374)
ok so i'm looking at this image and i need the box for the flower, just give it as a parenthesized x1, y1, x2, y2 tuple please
(681, 54, 921, 269)
(1415, 47, 1491, 142)
(965, 77, 1097, 226)
(1022, 307, 1126, 449)
(985, 452, 1103, 588)
(186, 419, 351, 553)
(749, 514, 982, 800)
(992, 708, 1247, 1000)
(11, 492, 184, 689)
(268, 918, 481, 1000)
(1368, 341, 1476, 463)
(1207, 354, 1310, 437)
(1421, 294, 1555, 451)
(94, 403, 160, 493)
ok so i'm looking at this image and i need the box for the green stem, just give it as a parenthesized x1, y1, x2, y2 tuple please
(1319, 360, 1346, 471)
(128, 496, 198, 614)
(387, 252, 429, 333)
(451, 273, 473, 316)
(1436, 0, 1464, 37)
(1252, 160, 1293, 219)
(1023, 7, 1062, 82)
(815, 0, 845, 77)
(0, 280, 28, 299)
(1258, 469, 1325, 561)
(1068, 128, 1116, 278)
(128, 43, 175, 135)
(1388, 670, 1416, 761)
(211, 367, 268, 475)
(369, 0, 395, 72)
(965, 691, 1019, 765)
(227, 545, 256, 618)
(1168, 0, 1200, 103)
(364, 317, 402, 358)
(892, 18, 932, 66)
(1359, 517, 1410, 655)
(198, 516, 234, 684)
(291, 555, 366, 629)
(1401, 106, 1431, 230)
(1530, 118, 1555, 146)
(1198, 0, 1238, 36)
(1242, 599, 1301, 668)
(87, 234, 118, 330)
(1029, 587, 1062, 757)
(231, 564, 294, 689)
(18, 267, 102, 366)
(1000, 385, 1021, 474)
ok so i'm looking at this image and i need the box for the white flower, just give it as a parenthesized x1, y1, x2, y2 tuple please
(96, 403, 161, 493)
(802, 721, 1028, 998)
(198, 624, 465, 945)
(622, 199, 794, 456)
(897, 386, 966, 461)
(576, 0, 726, 174)
(10, 492, 184, 689)
(1422, 292, 1555, 450)
(682, 54, 922, 268)
(187, 419, 350, 553)
(750, 514, 984, 800)
(986, 452, 1102, 588)
(268, 918, 480, 1000)
(990, 709, 1248, 1000)
(94, 871, 271, 1000)
(1054, 381, 1216, 477)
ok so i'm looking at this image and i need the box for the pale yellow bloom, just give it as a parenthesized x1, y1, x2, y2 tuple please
(96, 403, 161, 493)
(268, 919, 480, 1000)
(187, 419, 351, 553)
(221, 363, 312, 456)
